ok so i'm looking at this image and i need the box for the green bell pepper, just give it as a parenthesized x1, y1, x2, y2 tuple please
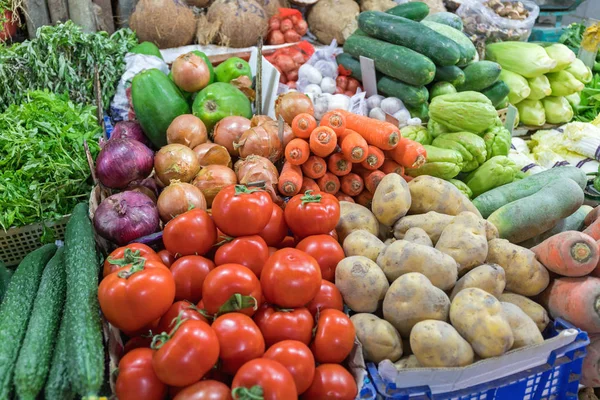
(215, 57, 252, 83)
(465, 156, 516, 198)
(192, 82, 252, 132)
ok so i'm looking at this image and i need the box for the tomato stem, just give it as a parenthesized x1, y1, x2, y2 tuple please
(232, 385, 264, 400)
(107, 248, 145, 267)
(216, 293, 258, 317)
(151, 315, 189, 350)
(234, 184, 265, 195)
(116, 260, 146, 279)
(301, 190, 322, 205)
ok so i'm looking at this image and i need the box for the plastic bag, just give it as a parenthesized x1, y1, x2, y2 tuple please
(297, 40, 342, 93)
(265, 41, 314, 86)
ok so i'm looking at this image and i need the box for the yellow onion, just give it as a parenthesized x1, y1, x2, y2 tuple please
(154, 144, 201, 185)
(167, 114, 208, 148)
(213, 116, 251, 156)
(274, 92, 314, 125)
(193, 143, 232, 167)
(192, 165, 237, 207)
(235, 121, 283, 163)
(157, 181, 207, 222)
(234, 155, 280, 202)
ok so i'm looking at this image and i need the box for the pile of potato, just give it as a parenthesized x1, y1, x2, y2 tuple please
(335, 174, 551, 369)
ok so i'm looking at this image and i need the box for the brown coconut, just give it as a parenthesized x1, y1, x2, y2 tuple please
(307, 0, 359, 45)
(130, 0, 197, 49)
(360, 0, 397, 11)
(205, 0, 269, 48)
(186, 0, 211, 7)
(260, 0, 284, 17)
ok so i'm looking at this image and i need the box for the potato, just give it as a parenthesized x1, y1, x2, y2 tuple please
(351, 313, 403, 363)
(485, 220, 499, 241)
(394, 355, 421, 369)
(403, 227, 433, 247)
(435, 212, 488, 275)
(393, 212, 454, 244)
(383, 272, 450, 338)
(307, 0, 359, 45)
(336, 201, 379, 242)
(343, 230, 386, 262)
(384, 238, 396, 245)
(408, 176, 482, 217)
(501, 302, 544, 349)
(410, 320, 474, 368)
(486, 239, 550, 297)
(450, 288, 514, 358)
(499, 292, 550, 332)
(335, 256, 389, 312)
(372, 173, 411, 227)
(377, 240, 458, 290)
(379, 221, 393, 241)
(450, 264, 506, 301)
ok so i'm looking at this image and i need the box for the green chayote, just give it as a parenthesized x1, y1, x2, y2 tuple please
(406, 145, 463, 180)
(429, 91, 498, 133)
(465, 156, 517, 198)
(432, 132, 487, 172)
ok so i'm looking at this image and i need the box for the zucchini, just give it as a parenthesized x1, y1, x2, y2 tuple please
(336, 53, 362, 81)
(386, 2, 430, 21)
(358, 11, 461, 67)
(423, 12, 463, 30)
(344, 34, 435, 86)
(45, 316, 75, 400)
(64, 203, 104, 398)
(434, 65, 465, 87)
(518, 205, 593, 248)
(421, 20, 477, 66)
(14, 247, 66, 400)
(481, 81, 510, 108)
(0, 262, 12, 304)
(377, 76, 429, 107)
(456, 61, 502, 92)
(0, 244, 57, 399)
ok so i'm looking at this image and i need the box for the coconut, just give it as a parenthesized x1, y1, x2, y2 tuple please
(186, 0, 211, 7)
(205, 0, 268, 48)
(307, 0, 359, 45)
(360, 0, 396, 11)
(260, 0, 282, 17)
(130, 0, 197, 49)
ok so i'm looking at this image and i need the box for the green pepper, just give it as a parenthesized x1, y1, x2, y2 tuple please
(192, 82, 252, 132)
(215, 57, 252, 83)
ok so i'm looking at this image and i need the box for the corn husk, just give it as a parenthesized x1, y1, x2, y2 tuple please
(565, 58, 593, 84)
(542, 96, 573, 125)
(485, 42, 557, 78)
(500, 70, 530, 105)
(516, 99, 546, 126)
(544, 43, 576, 73)
(527, 75, 552, 101)
(547, 70, 585, 97)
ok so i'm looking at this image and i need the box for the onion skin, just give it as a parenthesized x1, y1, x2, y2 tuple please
(251, 115, 273, 127)
(167, 114, 208, 148)
(157, 181, 207, 222)
(127, 176, 160, 203)
(93, 191, 160, 245)
(96, 138, 154, 189)
(235, 121, 283, 163)
(275, 92, 314, 125)
(234, 155, 280, 203)
(171, 52, 211, 93)
(213, 116, 251, 157)
(110, 121, 151, 147)
(192, 143, 232, 167)
(191, 165, 237, 207)
(155, 144, 201, 186)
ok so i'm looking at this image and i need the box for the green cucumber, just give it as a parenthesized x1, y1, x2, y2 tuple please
(64, 203, 104, 398)
(456, 61, 502, 92)
(518, 205, 594, 248)
(45, 316, 75, 400)
(0, 262, 12, 304)
(344, 34, 435, 86)
(406, 102, 429, 121)
(130, 42, 163, 60)
(14, 248, 66, 400)
(358, 11, 461, 67)
(430, 82, 457, 98)
(421, 20, 476, 66)
(386, 2, 430, 21)
(131, 68, 191, 148)
(377, 75, 429, 107)
(434, 65, 466, 87)
(481, 81, 510, 108)
(423, 12, 463, 30)
(488, 178, 584, 243)
(496, 96, 509, 109)
(473, 166, 588, 218)
(0, 244, 57, 399)
(336, 53, 362, 82)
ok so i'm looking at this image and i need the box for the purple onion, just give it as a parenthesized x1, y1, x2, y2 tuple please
(93, 191, 160, 245)
(96, 138, 154, 189)
(111, 120, 151, 147)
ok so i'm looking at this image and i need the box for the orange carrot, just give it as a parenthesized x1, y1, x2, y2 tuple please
(363, 170, 386, 194)
(285, 138, 310, 165)
(386, 138, 427, 169)
(361, 145, 385, 170)
(402, 173, 414, 183)
(327, 153, 352, 177)
(301, 155, 327, 179)
(337, 128, 355, 146)
(584, 208, 600, 241)
(319, 110, 346, 135)
(380, 159, 405, 176)
(291, 113, 317, 139)
(317, 172, 341, 195)
(300, 177, 320, 193)
(531, 231, 599, 277)
(336, 193, 355, 203)
(340, 173, 364, 196)
(585, 206, 600, 228)
(354, 190, 373, 209)
(310, 126, 337, 157)
(338, 109, 400, 150)
(340, 132, 368, 163)
(278, 162, 303, 197)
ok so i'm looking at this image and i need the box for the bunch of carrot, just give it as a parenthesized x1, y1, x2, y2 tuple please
(277, 109, 427, 207)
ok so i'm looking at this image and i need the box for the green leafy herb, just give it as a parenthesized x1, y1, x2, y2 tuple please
(573, 74, 600, 123)
(0, 91, 102, 230)
(559, 23, 586, 53)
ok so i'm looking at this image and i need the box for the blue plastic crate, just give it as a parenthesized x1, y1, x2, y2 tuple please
(359, 373, 378, 399)
(368, 319, 589, 400)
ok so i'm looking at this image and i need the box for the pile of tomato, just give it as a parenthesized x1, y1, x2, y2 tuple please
(98, 185, 359, 400)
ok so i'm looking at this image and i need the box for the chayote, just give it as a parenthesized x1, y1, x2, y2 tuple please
(429, 91, 498, 134)
(432, 132, 487, 172)
(406, 145, 463, 180)
(482, 125, 512, 160)
(465, 156, 517, 198)
(402, 125, 432, 145)
(448, 179, 473, 199)
(427, 118, 450, 138)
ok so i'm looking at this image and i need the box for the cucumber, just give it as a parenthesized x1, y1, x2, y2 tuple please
(45, 316, 75, 400)
(386, 2, 430, 21)
(130, 41, 163, 60)
(406, 102, 429, 121)
(377, 75, 429, 107)
(0, 244, 57, 399)
(473, 166, 588, 218)
(0, 262, 12, 304)
(358, 12, 461, 67)
(131, 68, 191, 148)
(456, 61, 502, 92)
(421, 20, 477, 66)
(434, 65, 466, 87)
(481, 81, 510, 108)
(518, 205, 594, 248)
(430, 82, 457, 98)
(14, 248, 66, 400)
(424, 12, 463, 30)
(344, 34, 435, 86)
(488, 178, 584, 243)
(496, 96, 509, 110)
(64, 203, 104, 398)
(336, 53, 362, 81)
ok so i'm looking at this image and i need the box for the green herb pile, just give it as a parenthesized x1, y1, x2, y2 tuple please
(0, 91, 102, 230)
(0, 21, 137, 113)
(573, 74, 600, 123)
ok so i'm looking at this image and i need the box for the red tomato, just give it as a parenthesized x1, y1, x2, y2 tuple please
(278, 236, 296, 248)
(122, 318, 161, 338)
(103, 258, 168, 280)
(98, 265, 175, 332)
(123, 336, 153, 356)
(301, 364, 358, 400)
(231, 359, 297, 400)
(328, 229, 339, 242)
(212, 313, 266, 375)
(202, 264, 262, 317)
(268, 247, 278, 256)
(163, 209, 217, 256)
(173, 380, 233, 400)
(258, 205, 288, 246)
(284, 191, 340, 238)
(214, 236, 269, 276)
(103, 243, 164, 278)
(311, 309, 355, 364)
(212, 185, 274, 237)
(295, 235, 344, 281)
(156, 300, 209, 334)
(305, 280, 344, 317)
(158, 249, 176, 267)
(253, 304, 313, 347)
(170, 256, 215, 303)
(263, 340, 315, 394)
(116, 348, 167, 400)
(152, 320, 219, 387)
(260, 248, 321, 308)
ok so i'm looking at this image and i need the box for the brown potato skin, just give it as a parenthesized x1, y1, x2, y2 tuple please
(408, 176, 482, 217)
(335, 256, 389, 313)
(336, 201, 379, 242)
(498, 292, 550, 332)
(351, 313, 403, 363)
(410, 320, 475, 368)
(343, 230, 386, 262)
(393, 212, 455, 245)
(450, 263, 506, 301)
(372, 173, 411, 227)
(501, 302, 544, 349)
(403, 227, 433, 247)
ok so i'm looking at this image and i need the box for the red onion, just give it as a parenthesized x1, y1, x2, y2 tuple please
(96, 138, 154, 189)
(213, 116, 251, 157)
(93, 191, 160, 245)
(126, 176, 160, 203)
(110, 121, 151, 147)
